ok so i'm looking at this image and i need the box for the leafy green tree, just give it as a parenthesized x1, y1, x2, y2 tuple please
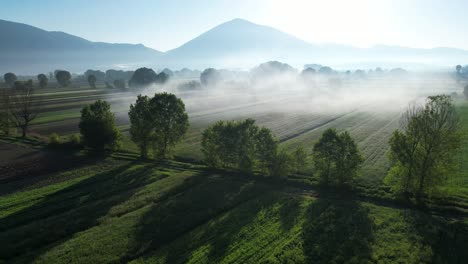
(87, 74, 97, 89)
(129, 92, 188, 158)
(255, 127, 279, 174)
(3, 72, 17, 87)
(150, 93, 189, 158)
(269, 149, 293, 178)
(37, 74, 48, 89)
(55, 70, 71, 87)
(464, 84, 468, 100)
(386, 95, 460, 198)
(202, 119, 260, 172)
(313, 128, 363, 186)
(129, 95, 153, 159)
(79, 100, 121, 151)
(292, 146, 307, 173)
(202, 119, 303, 177)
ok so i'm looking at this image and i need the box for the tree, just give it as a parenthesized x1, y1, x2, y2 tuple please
(129, 92, 188, 158)
(202, 119, 259, 172)
(37, 74, 48, 89)
(202, 119, 302, 177)
(113, 79, 126, 90)
(129, 67, 168, 89)
(464, 84, 468, 100)
(200, 68, 221, 86)
(292, 146, 307, 173)
(313, 128, 363, 186)
(128, 95, 153, 158)
(386, 95, 460, 198)
(9, 80, 39, 137)
(3, 72, 17, 87)
(87, 74, 97, 89)
(79, 100, 121, 151)
(55, 70, 71, 87)
(456, 65, 462, 74)
(0, 88, 13, 135)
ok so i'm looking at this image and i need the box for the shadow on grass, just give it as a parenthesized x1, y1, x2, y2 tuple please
(403, 210, 468, 263)
(302, 194, 375, 263)
(0, 161, 160, 262)
(122, 170, 290, 263)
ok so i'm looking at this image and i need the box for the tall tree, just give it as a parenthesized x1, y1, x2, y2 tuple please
(37, 74, 48, 89)
(79, 100, 121, 151)
(129, 92, 188, 158)
(87, 74, 97, 89)
(9, 80, 39, 137)
(128, 95, 153, 158)
(313, 128, 363, 186)
(55, 70, 71, 87)
(3, 72, 17, 87)
(386, 95, 460, 198)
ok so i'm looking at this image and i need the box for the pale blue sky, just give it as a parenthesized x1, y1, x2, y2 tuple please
(1, 0, 467, 51)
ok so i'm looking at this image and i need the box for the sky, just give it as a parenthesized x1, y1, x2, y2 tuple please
(0, 0, 467, 52)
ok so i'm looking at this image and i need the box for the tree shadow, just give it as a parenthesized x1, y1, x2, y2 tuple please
(302, 195, 375, 263)
(0, 161, 160, 262)
(403, 209, 468, 263)
(122, 170, 285, 263)
(279, 195, 302, 232)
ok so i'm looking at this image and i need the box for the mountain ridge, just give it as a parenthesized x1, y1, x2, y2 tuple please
(1, 18, 467, 74)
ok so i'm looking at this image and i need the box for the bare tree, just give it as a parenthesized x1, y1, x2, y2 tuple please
(9, 80, 39, 137)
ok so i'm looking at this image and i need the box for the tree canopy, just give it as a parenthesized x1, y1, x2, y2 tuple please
(202, 118, 305, 176)
(37, 74, 48, 89)
(386, 95, 460, 198)
(129, 67, 168, 89)
(313, 128, 363, 186)
(79, 100, 121, 151)
(87, 74, 97, 89)
(129, 92, 188, 158)
(3, 72, 17, 87)
(55, 70, 72, 87)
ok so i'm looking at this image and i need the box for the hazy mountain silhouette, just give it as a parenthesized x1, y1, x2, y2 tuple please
(1, 18, 468, 74)
(0, 19, 162, 74)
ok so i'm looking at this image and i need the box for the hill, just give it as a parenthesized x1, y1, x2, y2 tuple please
(0, 19, 162, 74)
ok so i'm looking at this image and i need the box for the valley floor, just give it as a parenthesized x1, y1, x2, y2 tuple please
(0, 149, 467, 263)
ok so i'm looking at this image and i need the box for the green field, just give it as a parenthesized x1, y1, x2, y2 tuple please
(1, 81, 468, 263)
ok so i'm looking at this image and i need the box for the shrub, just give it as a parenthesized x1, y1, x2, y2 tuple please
(49, 133, 61, 146)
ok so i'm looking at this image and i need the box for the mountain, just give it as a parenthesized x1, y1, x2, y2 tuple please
(2, 18, 468, 74)
(164, 18, 317, 68)
(0, 19, 162, 74)
(164, 19, 468, 70)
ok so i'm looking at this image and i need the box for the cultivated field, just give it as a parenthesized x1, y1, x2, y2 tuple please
(1, 76, 467, 263)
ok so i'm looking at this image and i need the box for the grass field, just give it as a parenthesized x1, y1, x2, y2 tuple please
(1, 79, 467, 263)
(0, 155, 466, 263)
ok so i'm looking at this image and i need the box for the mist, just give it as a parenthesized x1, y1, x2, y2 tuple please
(125, 64, 460, 130)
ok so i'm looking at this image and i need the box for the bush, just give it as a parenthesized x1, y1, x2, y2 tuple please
(49, 133, 61, 145)
(68, 133, 81, 146)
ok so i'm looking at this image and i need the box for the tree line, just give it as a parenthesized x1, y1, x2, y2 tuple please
(0, 79, 461, 199)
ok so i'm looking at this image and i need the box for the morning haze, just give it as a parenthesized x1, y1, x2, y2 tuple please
(0, 1, 467, 263)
